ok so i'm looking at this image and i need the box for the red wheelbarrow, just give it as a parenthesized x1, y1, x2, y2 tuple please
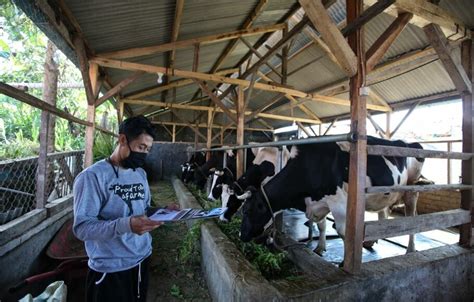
(9, 218, 88, 293)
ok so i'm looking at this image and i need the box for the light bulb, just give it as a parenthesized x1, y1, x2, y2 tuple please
(157, 72, 164, 84)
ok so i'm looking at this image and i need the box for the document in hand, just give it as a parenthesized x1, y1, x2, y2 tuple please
(148, 207, 226, 222)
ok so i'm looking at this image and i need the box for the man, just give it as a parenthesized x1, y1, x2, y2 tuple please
(73, 115, 175, 301)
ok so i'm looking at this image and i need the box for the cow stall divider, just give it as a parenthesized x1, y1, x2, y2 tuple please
(189, 132, 473, 274)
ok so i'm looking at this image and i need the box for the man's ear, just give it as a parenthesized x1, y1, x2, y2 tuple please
(118, 134, 128, 147)
(259, 160, 275, 177)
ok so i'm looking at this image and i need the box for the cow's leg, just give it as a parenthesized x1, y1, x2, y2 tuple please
(315, 218, 327, 256)
(363, 208, 388, 249)
(404, 191, 418, 253)
(304, 197, 329, 255)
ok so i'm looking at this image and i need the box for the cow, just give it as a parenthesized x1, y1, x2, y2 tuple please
(193, 148, 236, 189)
(207, 148, 256, 200)
(239, 136, 425, 256)
(218, 146, 329, 255)
(180, 151, 206, 183)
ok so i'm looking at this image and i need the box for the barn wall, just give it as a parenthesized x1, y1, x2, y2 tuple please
(417, 190, 461, 214)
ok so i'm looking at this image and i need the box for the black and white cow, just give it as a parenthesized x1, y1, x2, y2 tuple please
(207, 148, 256, 200)
(239, 136, 425, 254)
(181, 151, 206, 183)
(193, 148, 236, 189)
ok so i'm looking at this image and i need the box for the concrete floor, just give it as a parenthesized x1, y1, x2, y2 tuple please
(281, 209, 460, 266)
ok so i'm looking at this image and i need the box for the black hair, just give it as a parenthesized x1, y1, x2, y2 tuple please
(119, 115, 157, 141)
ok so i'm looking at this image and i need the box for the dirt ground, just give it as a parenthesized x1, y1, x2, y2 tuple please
(147, 181, 211, 302)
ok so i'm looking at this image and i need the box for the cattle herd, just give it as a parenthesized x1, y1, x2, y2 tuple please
(181, 136, 431, 257)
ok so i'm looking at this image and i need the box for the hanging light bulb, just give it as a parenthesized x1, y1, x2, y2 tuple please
(157, 72, 164, 84)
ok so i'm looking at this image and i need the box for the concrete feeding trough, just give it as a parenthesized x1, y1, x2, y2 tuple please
(171, 176, 474, 301)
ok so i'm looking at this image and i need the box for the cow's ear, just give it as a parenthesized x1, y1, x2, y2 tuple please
(259, 161, 275, 177)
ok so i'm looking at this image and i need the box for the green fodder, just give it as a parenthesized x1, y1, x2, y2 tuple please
(186, 184, 299, 280)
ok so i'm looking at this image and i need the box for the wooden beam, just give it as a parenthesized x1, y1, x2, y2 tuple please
(341, 0, 396, 37)
(390, 101, 421, 137)
(312, 46, 442, 96)
(460, 39, 473, 247)
(122, 98, 319, 124)
(323, 118, 337, 136)
(193, 43, 200, 72)
(424, 24, 472, 94)
(160, 124, 173, 137)
(196, 80, 238, 123)
(296, 121, 312, 137)
(84, 104, 95, 167)
(367, 113, 386, 138)
(73, 36, 95, 105)
(240, 37, 283, 79)
(96, 71, 144, 107)
(300, 0, 357, 76)
(236, 86, 245, 178)
(98, 23, 286, 59)
(366, 184, 472, 194)
(124, 68, 238, 99)
(210, 0, 268, 73)
(394, 0, 471, 41)
(369, 88, 392, 111)
(367, 144, 472, 160)
(169, 0, 185, 69)
(365, 209, 471, 242)
(282, 24, 289, 85)
(92, 57, 387, 111)
(172, 124, 176, 142)
(207, 109, 215, 150)
(344, 0, 366, 274)
(366, 12, 413, 72)
(89, 62, 100, 98)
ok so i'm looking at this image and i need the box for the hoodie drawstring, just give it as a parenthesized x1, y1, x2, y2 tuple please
(137, 261, 142, 299)
(95, 273, 107, 285)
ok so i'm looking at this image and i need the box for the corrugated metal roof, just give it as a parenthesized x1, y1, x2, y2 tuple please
(19, 0, 473, 129)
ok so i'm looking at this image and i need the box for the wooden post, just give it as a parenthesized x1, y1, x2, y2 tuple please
(220, 128, 224, 145)
(447, 141, 452, 184)
(460, 39, 473, 247)
(172, 124, 176, 143)
(386, 111, 391, 138)
(36, 111, 49, 209)
(206, 109, 213, 160)
(84, 104, 95, 167)
(344, 0, 367, 274)
(236, 86, 245, 178)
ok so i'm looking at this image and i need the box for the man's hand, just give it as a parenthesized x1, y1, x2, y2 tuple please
(166, 203, 180, 211)
(130, 215, 163, 235)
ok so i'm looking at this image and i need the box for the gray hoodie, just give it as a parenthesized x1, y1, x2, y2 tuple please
(73, 159, 152, 273)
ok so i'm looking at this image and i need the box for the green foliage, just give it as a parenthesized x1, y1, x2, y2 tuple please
(178, 221, 202, 265)
(170, 284, 184, 299)
(187, 185, 295, 279)
(93, 132, 116, 162)
(0, 129, 39, 160)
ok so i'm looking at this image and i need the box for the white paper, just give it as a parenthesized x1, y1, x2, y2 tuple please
(148, 207, 226, 222)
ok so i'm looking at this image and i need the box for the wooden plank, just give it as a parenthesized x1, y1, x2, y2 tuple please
(341, 0, 396, 37)
(296, 121, 312, 137)
(96, 71, 144, 106)
(172, 124, 176, 143)
(98, 23, 286, 59)
(36, 110, 49, 208)
(73, 36, 95, 105)
(460, 39, 473, 247)
(364, 209, 471, 242)
(390, 101, 420, 137)
(207, 109, 214, 150)
(424, 24, 472, 94)
(209, 0, 268, 73)
(344, 0, 366, 274)
(196, 80, 238, 123)
(124, 68, 238, 99)
(366, 12, 413, 72)
(92, 57, 386, 111)
(367, 145, 473, 160)
(300, 0, 357, 76)
(366, 184, 472, 194)
(236, 86, 245, 178)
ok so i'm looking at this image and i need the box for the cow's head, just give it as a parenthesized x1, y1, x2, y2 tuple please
(208, 170, 225, 200)
(239, 186, 272, 242)
(220, 161, 275, 222)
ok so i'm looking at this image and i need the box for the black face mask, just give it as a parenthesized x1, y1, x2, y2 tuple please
(122, 143, 148, 170)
